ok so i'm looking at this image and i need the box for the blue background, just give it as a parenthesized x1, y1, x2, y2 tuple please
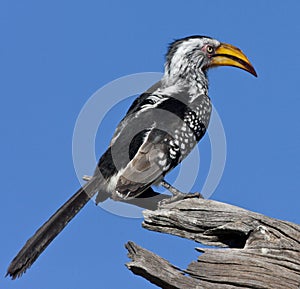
(1, 1, 300, 288)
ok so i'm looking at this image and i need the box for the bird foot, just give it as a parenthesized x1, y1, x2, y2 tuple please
(158, 179, 203, 206)
(158, 191, 203, 207)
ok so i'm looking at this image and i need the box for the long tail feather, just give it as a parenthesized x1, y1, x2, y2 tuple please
(6, 180, 98, 279)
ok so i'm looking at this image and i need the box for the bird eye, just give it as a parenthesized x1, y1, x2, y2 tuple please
(206, 45, 214, 54)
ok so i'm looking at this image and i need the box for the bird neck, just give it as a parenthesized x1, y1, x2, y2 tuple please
(163, 51, 209, 90)
(161, 69, 209, 97)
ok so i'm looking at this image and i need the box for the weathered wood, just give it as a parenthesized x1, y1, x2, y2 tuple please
(126, 241, 202, 289)
(126, 197, 300, 288)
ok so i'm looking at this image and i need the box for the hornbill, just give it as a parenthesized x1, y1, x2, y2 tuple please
(7, 35, 256, 279)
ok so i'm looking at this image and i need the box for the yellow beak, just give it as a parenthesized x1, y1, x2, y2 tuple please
(210, 43, 257, 77)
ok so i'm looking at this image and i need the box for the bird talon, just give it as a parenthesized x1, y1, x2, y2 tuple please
(158, 191, 203, 207)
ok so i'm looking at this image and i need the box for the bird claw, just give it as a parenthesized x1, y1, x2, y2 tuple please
(158, 179, 203, 207)
(158, 191, 203, 207)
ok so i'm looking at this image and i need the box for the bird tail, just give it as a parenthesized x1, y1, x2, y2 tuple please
(6, 179, 98, 279)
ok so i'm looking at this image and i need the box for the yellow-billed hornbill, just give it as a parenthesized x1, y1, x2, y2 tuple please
(7, 35, 256, 279)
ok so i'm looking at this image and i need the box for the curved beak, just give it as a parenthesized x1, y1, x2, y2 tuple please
(210, 43, 257, 77)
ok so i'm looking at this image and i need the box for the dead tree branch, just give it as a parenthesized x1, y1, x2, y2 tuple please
(126, 198, 300, 289)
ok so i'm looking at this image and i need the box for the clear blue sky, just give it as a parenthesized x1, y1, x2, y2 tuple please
(1, 1, 300, 288)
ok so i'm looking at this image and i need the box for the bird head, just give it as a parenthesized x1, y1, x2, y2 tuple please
(164, 35, 257, 83)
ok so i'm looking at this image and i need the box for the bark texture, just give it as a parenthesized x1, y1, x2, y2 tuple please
(126, 198, 300, 289)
